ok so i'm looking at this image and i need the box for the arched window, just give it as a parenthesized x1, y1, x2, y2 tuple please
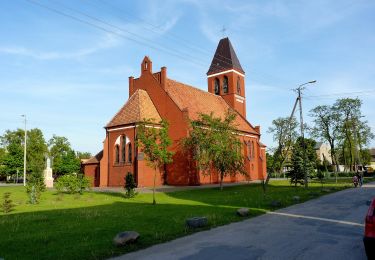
(128, 143, 132, 163)
(237, 77, 241, 95)
(115, 145, 120, 164)
(214, 78, 220, 95)
(246, 141, 251, 161)
(144, 61, 148, 70)
(223, 76, 228, 94)
(121, 136, 126, 162)
(252, 141, 255, 158)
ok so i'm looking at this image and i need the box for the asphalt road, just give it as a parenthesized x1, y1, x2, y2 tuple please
(113, 183, 375, 260)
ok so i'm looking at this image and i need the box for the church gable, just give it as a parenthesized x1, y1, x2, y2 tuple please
(82, 150, 103, 165)
(106, 89, 161, 128)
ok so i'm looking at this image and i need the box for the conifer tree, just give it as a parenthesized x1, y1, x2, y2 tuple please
(1, 192, 15, 214)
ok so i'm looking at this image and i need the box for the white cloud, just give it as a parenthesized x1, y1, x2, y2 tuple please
(191, 0, 373, 44)
(106, 1, 181, 42)
(0, 33, 120, 60)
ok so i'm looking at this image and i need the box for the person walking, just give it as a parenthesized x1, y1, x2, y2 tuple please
(358, 171, 363, 187)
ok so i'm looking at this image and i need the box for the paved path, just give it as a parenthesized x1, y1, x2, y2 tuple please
(113, 183, 375, 260)
(0, 183, 22, 187)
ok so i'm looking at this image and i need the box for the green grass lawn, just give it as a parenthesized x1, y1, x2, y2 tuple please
(0, 178, 371, 259)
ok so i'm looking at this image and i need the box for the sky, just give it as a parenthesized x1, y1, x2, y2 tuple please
(1, 0, 374, 155)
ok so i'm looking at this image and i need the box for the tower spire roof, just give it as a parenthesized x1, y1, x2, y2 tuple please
(207, 37, 244, 75)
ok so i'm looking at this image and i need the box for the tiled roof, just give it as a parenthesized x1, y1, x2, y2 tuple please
(106, 89, 161, 128)
(82, 150, 103, 164)
(207, 37, 244, 75)
(165, 79, 258, 135)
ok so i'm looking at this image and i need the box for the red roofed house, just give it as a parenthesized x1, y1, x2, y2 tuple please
(82, 37, 267, 187)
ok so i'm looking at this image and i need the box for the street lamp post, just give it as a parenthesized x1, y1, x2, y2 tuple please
(296, 80, 316, 188)
(21, 115, 27, 186)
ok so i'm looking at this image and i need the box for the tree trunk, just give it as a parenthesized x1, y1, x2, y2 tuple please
(220, 173, 223, 191)
(344, 127, 353, 171)
(262, 173, 271, 193)
(329, 141, 339, 183)
(342, 142, 347, 172)
(153, 168, 157, 205)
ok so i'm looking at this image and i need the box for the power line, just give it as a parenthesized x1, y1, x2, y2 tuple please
(27, 0, 243, 79)
(25, 0, 209, 68)
(91, 0, 289, 82)
(304, 89, 375, 99)
(28, 0, 235, 70)
(90, 0, 214, 57)
(49, 0, 212, 67)
(30, 0, 291, 85)
(90, 0, 297, 84)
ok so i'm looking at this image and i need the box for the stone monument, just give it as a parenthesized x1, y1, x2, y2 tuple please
(43, 156, 54, 188)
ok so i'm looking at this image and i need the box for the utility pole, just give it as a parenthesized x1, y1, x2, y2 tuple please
(21, 114, 27, 186)
(294, 81, 316, 188)
(288, 94, 299, 184)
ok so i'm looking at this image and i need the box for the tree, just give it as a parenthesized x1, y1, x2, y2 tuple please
(356, 121, 374, 166)
(76, 152, 92, 160)
(316, 169, 325, 188)
(334, 98, 361, 171)
(48, 135, 71, 157)
(48, 135, 80, 175)
(137, 119, 174, 204)
(310, 105, 341, 174)
(1, 192, 15, 214)
(287, 137, 317, 186)
(124, 172, 137, 198)
(361, 149, 372, 166)
(267, 117, 298, 175)
(54, 150, 81, 175)
(334, 98, 373, 171)
(183, 111, 246, 191)
(0, 128, 47, 180)
(26, 129, 48, 174)
(266, 152, 276, 175)
(0, 129, 24, 178)
(26, 172, 46, 204)
(0, 148, 6, 180)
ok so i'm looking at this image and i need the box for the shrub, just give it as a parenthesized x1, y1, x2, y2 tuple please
(1, 192, 15, 214)
(78, 174, 91, 194)
(26, 172, 46, 204)
(124, 172, 137, 198)
(337, 171, 355, 177)
(55, 174, 91, 194)
(316, 170, 325, 187)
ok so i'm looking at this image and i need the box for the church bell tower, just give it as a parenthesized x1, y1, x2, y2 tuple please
(207, 37, 246, 118)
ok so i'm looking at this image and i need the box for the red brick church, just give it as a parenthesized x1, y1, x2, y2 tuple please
(82, 37, 267, 187)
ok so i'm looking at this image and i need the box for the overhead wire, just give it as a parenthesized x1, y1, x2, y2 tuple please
(48, 0, 213, 67)
(91, 0, 215, 57)
(90, 0, 299, 85)
(304, 90, 375, 99)
(92, 0, 291, 84)
(28, 0, 291, 85)
(25, 0, 209, 68)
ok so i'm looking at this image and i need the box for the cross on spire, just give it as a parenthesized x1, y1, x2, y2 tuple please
(220, 26, 227, 37)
